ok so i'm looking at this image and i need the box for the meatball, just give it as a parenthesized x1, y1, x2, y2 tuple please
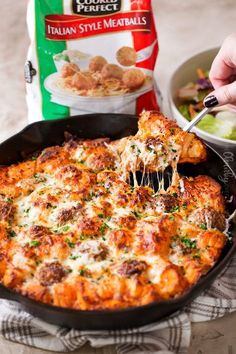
(188, 207, 226, 231)
(130, 186, 153, 208)
(38, 146, 61, 163)
(157, 194, 179, 213)
(93, 244, 109, 261)
(117, 215, 136, 230)
(61, 63, 79, 78)
(101, 64, 123, 80)
(122, 68, 145, 90)
(77, 217, 101, 237)
(71, 72, 95, 90)
(37, 262, 66, 286)
(0, 201, 13, 222)
(89, 56, 107, 72)
(110, 229, 133, 249)
(30, 225, 50, 239)
(116, 46, 137, 66)
(57, 206, 79, 225)
(117, 260, 147, 277)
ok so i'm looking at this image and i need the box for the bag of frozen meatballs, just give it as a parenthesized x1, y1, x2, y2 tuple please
(26, 0, 160, 122)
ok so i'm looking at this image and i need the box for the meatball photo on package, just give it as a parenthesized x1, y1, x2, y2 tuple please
(26, 0, 160, 122)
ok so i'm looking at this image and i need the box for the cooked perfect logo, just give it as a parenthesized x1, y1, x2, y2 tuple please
(72, 0, 122, 16)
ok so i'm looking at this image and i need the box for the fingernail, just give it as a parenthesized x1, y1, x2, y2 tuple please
(204, 95, 219, 108)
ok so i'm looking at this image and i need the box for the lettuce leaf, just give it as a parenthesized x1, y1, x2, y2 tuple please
(178, 104, 191, 121)
(197, 114, 236, 140)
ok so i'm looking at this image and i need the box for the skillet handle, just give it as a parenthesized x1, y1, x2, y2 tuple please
(0, 284, 18, 301)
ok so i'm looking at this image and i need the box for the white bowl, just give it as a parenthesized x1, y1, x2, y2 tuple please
(168, 48, 236, 148)
(44, 70, 153, 115)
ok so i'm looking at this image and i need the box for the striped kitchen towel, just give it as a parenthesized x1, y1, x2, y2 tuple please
(0, 253, 236, 354)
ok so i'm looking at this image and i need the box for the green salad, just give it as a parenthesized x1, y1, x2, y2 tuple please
(177, 68, 236, 140)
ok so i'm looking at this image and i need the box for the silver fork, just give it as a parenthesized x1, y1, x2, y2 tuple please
(183, 107, 211, 132)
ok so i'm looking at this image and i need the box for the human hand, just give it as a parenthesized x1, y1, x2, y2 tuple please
(204, 34, 236, 108)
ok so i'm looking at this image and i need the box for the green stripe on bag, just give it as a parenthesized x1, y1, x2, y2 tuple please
(35, 0, 69, 120)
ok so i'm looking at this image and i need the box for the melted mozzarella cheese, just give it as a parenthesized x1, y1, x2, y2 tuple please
(144, 255, 168, 284)
(73, 146, 85, 161)
(64, 240, 110, 275)
(179, 179, 185, 194)
(12, 252, 32, 272)
(16, 195, 42, 226)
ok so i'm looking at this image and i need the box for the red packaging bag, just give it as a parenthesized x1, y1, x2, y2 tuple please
(26, 0, 160, 122)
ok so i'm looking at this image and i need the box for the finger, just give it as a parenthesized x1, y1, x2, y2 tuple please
(204, 81, 236, 107)
(209, 51, 234, 89)
(209, 34, 236, 89)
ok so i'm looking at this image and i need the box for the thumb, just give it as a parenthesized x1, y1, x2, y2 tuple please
(204, 81, 236, 107)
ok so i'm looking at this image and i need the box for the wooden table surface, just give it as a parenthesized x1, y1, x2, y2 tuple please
(0, 0, 236, 353)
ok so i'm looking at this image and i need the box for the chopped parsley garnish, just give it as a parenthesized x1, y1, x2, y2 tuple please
(65, 238, 75, 248)
(98, 213, 104, 218)
(24, 207, 30, 214)
(131, 210, 142, 219)
(169, 205, 180, 213)
(35, 259, 42, 265)
(83, 192, 95, 201)
(78, 160, 85, 165)
(182, 203, 187, 209)
(8, 230, 16, 238)
(69, 255, 78, 260)
(80, 234, 86, 240)
(147, 146, 154, 152)
(171, 148, 177, 153)
(131, 144, 141, 154)
(169, 215, 175, 221)
(34, 174, 46, 183)
(172, 192, 178, 198)
(29, 240, 40, 248)
(79, 269, 85, 276)
(46, 203, 57, 209)
(180, 237, 196, 249)
(30, 152, 39, 161)
(199, 223, 207, 230)
(100, 222, 111, 235)
(62, 225, 70, 233)
(193, 254, 201, 260)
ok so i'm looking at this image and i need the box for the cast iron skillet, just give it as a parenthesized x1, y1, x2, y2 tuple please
(0, 113, 236, 330)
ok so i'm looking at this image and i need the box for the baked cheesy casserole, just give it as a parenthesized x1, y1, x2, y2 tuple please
(0, 112, 227, 310)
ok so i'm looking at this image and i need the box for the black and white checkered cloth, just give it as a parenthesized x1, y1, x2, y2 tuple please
(0, 253, 236, 354)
